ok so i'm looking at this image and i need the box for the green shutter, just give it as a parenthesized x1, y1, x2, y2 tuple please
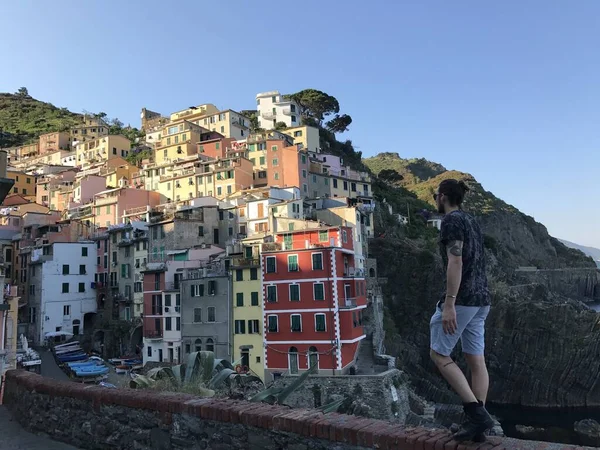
(236, 293, 244, 307)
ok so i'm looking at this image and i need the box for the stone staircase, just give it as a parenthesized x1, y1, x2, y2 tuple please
(355, 336, 376, 374)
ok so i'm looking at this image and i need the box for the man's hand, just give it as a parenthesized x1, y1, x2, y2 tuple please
(442, 304, 458, 335)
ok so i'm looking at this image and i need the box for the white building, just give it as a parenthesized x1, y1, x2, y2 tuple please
(256, 91, 300, 130)
(28, 242, 97, 345)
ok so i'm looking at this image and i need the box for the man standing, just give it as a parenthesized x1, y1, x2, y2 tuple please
(429, 179, 493, 441)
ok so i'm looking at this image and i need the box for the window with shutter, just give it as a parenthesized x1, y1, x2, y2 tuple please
(291, 315, 302, 332)
(268, 316, 278, 332)
(267, 285, 277, 302)
(289, 284, 300, 301)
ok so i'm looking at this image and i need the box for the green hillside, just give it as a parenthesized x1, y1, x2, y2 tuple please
(365, 152, 594, 269)
(0, 90, 82, 147)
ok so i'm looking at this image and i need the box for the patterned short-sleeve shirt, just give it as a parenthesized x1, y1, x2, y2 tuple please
(439, 210, 490, 307)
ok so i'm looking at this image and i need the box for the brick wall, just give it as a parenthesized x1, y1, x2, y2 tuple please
(2, 370, 588, 450)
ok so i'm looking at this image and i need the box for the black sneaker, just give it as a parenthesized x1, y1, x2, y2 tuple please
(452, 403, 494, 442)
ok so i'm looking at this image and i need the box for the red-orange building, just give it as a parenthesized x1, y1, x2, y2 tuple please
(197, 134, 236, 160)
(265, 141, 309, 193)
(261, 226, 366, 376)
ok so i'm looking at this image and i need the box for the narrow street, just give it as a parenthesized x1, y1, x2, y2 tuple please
(0, 406, 79, 450)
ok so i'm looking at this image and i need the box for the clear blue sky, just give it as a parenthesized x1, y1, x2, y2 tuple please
(2, 1, 598, 248)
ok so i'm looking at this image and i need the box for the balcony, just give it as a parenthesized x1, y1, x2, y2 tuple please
(164, 305, 181, 314)
(343, 267, 365, 278)
(340, 297, 358, 309)
(115, 292, 132, 303)
(231, 257, 260, 268)
(261, 111, 276, 120)
(69, 205, 93, 219)
(164, 281, 181, 291)
(95, 196, 117, 207)
(144, 330, 163, 339)
(261, 242, 281, 252)
(281, 107, 293, 116)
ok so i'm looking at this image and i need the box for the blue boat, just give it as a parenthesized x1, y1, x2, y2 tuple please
(123, 359, 143, 365)
(58, 353, 88, 362)
(67, 361, 100, 368)
(73, 366, 109, 377)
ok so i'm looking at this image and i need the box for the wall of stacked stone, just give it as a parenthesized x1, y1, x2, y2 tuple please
(2, 370, 589, 450)
(273, 369, 410, 422)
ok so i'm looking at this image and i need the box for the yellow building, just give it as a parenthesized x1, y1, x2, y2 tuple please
(284, 125, 320, 153)
(75, 135, 132, 167)
(101, 161, 139, 188)
(156, 156, 255, 202)
(170, 104, 219, 122)
(155, 120, 206, 165)
(5, 143, 39, 164)
(170, 104, 250, 140)
(6, 169, 35, 196)
(70, 115, 109, 145)
(231, 243, 264, 380)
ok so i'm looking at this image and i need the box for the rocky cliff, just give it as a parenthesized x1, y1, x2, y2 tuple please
(365, 152, 600, 412)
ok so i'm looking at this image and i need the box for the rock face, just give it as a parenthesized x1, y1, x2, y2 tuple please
(485, 295, 600, 408)
(371, 236, 600, 410)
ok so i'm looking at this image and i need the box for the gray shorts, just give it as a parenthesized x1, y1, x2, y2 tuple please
(430, 303, 490, 356)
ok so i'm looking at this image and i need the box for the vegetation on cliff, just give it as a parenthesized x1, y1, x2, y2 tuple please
(0, 89, 82, 147)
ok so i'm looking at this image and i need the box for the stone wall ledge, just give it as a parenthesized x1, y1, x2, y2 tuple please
(2, 370, 592, 450)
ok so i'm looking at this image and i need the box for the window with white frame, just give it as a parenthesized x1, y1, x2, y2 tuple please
(291, 314, 302, 332)
(315, 314, 326, 332)
(267, 315, 278, 332)
(313, 283, 325, 301)
(312, 253, 323, 270)
(287, 254, 298, 272)
(266, 256, 276, 273)
(248, 320, 260, 334)
(289, 284, 300, 301)
(267, 285, 277, 302)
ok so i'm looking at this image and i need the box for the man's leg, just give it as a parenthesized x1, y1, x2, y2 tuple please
(461, 306, 491, 403)
(430, 350, 478, 403)
(464, 353, 489, 403)
(429, 304, 478, 403)
(451, 306, 493, 441)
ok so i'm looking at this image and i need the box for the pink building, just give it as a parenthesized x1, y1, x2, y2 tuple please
(73, 175, 106, 205)
(93, 188, 161, 228)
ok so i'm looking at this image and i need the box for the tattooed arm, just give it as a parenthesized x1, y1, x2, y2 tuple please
(445, 240, 464, 307)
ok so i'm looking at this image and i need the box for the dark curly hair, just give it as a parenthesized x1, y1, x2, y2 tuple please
(438, 179, 469, 207)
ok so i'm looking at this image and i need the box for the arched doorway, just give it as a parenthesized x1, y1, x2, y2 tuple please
(206, 338, 214, 352)
(130, 325, 143, 356)
(97, 293, 106, 310)
(288, 347, 299, 374)
(72, 319, 81, 336)
(93, 330, 105, 355)
(83, 312, 96, 334)
(369, 268, 375, 277)
(195, 338, 202, 352)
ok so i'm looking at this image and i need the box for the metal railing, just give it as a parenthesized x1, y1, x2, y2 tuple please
(231, 257, 260, 268)
(343, 267, 365, 277)
(144, 330, 163, 339)
(340, 297, 358, 308)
